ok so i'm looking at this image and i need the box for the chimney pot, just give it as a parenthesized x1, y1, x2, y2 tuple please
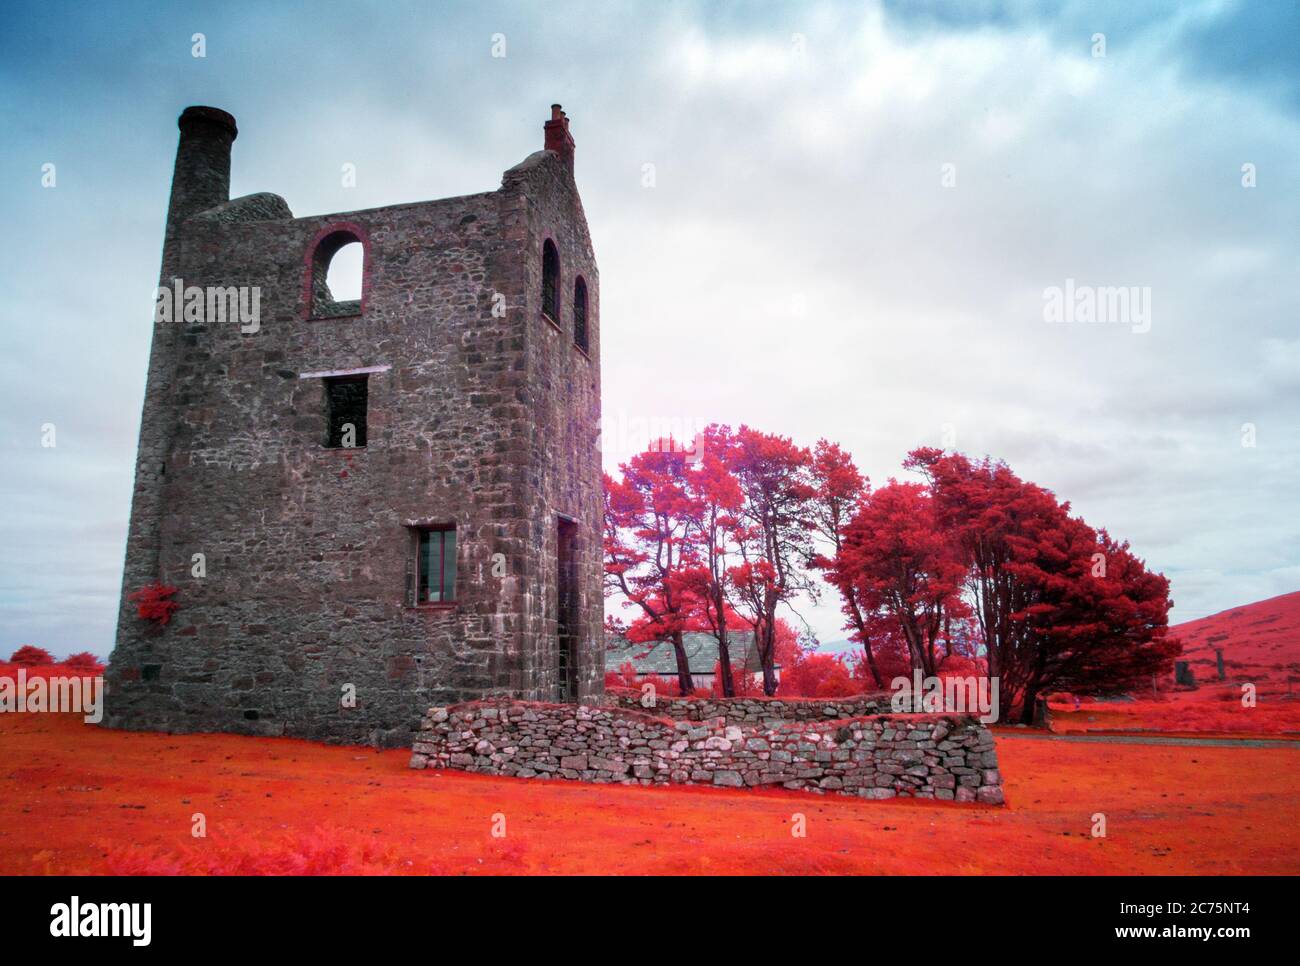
(543, 103, 575, 173)
(166, 105, 237, 231)
(178, 105, 238, 139)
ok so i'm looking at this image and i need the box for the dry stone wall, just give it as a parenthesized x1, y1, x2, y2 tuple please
(606, 688, 898, 723)
(409, 700, 1005, 804)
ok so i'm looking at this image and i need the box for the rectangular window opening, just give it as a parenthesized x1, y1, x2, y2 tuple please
(557, 517, 578, 701)
(324, 374, 368, 448)
(415, 525, 457, 605)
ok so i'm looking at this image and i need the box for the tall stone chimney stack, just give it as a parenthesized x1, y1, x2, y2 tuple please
(543, 103, 575, 172)
(165, 106, 238, 237)
(125, 106, 238, 608)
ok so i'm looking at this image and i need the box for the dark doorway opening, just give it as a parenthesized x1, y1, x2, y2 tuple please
(557, 516, 579, 701)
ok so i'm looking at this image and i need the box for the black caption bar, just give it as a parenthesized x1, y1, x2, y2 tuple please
(9, 875, 1279, 953)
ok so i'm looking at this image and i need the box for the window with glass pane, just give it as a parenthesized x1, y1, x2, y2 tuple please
(417, 527, 456, 603)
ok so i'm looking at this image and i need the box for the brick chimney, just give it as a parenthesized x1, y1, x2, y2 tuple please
(543, 104, 575, 172)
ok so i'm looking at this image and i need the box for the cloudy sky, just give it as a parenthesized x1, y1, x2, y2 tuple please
(2, 0, 1297, 658)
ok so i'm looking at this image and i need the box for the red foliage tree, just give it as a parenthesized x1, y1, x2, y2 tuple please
(128, 582, 179, 626)
(807, 439, 885, 686)
(8, 645, 54, 667)
(905, 448, 1179, 722)
(770, 616, 807, 672)
(63, 652, 105, 673)
(682, 424, 747, 695)
(726, 427, 818, 695)
(837, 481, 968, 677)
(602, 446, 703, 696)
(849, 616, 913, 686)
(1023, 529, 1181, 700)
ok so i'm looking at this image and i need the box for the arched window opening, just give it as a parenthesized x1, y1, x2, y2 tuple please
(541, 238, 560, 322)
(573, 276, 589, 351)
(325, 242, 363, 302)
(309, 229, 364, 318)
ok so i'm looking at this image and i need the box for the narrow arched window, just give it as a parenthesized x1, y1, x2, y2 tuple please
(541, 238, 560, 322)
(308, 228, 365, 318)
(573, 276, 589, 351)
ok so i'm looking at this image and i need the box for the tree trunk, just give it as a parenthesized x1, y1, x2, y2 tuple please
(1019, 680, 1040, 725)
(712, 582, 735, 697)
(760, 615, 778, 696)
(670, 630, 693, 696)
(902, 619, 934, 678)
(1018, 645, 1050, 724)
(717, 627, 735, 697)
(860, 637, 884, 688)
(846, 591, 884, 688)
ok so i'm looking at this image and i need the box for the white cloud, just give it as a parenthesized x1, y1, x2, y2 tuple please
(0, 0, 1296, 657)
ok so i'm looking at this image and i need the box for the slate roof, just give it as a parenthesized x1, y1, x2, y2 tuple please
(605, 630, 769, 675)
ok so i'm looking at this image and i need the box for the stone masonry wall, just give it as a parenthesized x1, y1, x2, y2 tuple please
(409, 700, 1006, 804)
(606, 688, 896, 723)
(106, 107, 603, 747)
(505, 147, 603, 705)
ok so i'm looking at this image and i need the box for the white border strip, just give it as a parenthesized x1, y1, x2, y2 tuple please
(298, 364, 391, 379)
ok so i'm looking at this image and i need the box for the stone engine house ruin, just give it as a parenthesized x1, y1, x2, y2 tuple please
(105, 105, 603, 746)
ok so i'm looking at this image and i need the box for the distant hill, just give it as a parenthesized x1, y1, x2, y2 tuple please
(817, 638, 859, 657)
(818, 591, 1300, 691)
(1171, 590, 1300, 690)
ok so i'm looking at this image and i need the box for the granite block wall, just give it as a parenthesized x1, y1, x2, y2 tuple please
(409, 700, 1006, 804)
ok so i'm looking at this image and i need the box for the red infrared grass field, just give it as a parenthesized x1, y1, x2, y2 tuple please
(1, 709, 1296, 875)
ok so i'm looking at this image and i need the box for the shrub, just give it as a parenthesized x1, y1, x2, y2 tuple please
(643, 672, 682, 696)
(780, 652, 861, 698)
(63, 652, 105, 673)
(709, 661, 763, 697)
(8, 645, 54, 667)
(604, 660, 640, 689)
